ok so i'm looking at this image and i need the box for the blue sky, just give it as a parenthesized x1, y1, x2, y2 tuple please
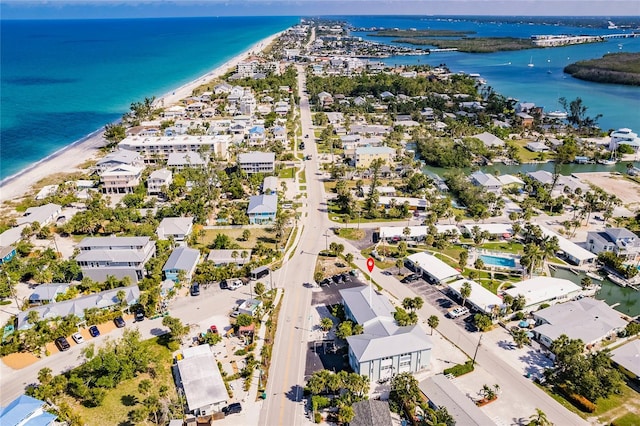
(1, 0, 638, 19)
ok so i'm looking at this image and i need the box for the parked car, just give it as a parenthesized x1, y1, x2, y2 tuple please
(223, 402, 242, 415)
(71, 332, 84, 344)
(135, 310, 145, 322)
(448, 307, 469, 318)
(114, 316, 126, 328)
(305, 154, 312, 160)
(55, 337, 71, 352)
(401, 274, 419, 283)
(227, 280, 242, 291)
(210, 325, 218, 334)
(190, 283, 200, 296)
(88, 325, 100, 337)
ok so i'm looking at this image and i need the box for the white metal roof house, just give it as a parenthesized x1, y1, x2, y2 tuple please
(0, 395, 57, 426)
(17, 285, 140, 330)
(238, 151, 275, 175)
(460, 223, 513, 237)
(539, 226, 597, 266)
(448, 279, 503, 315)
(147, 168, 172, 196)
(419, 374, 495, 426)
(16, 203, 61, 226)
(262, 176, 279, 194)
(163, 246, 200, 283)
(29, 283, 71, 305)
(95, 149, 143, 174)
(610, 340, 640, 380)
(175, 345, 228, 416)
(405, 252, 461, 285)
(504, 277, 581, 310)
(472, 131, 505, 148)
(156, 217, 193, 241)
(100, 164, 143, 194)
(167, 151, 206, 169)
(532, 298, 627, 349)
(247, 194, 277, 224)
(76, 236, 156, 283)
(469, 171, 503, 193)
(341, 287, 432, 382)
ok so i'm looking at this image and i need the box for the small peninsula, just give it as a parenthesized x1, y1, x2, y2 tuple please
(564, 52, 640, 86)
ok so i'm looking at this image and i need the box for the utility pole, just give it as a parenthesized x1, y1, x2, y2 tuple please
(473, 334, 483, 366)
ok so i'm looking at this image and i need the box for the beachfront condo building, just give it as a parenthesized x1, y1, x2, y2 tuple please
(118, 135, 232, 161)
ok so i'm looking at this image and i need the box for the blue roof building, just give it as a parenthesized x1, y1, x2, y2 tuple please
(0, 394, 57, 426)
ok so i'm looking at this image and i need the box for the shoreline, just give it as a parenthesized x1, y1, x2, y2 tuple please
(0, 30, 285, 205)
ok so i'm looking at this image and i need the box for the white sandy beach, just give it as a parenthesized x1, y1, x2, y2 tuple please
(0, 31, 284, 205)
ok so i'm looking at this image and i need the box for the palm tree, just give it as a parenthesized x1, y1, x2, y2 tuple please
(427, 315, 439, 335)
(512, 329, 531, 348)
(521, 243, 543, 277)
(527, 408, 553, 426)
(460, 281, 472, 307)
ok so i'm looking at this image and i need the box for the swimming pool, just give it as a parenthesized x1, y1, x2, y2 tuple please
(479, 254, 516, 268)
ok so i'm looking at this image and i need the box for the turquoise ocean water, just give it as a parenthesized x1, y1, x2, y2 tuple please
(2, 16, 640, 182)
(0, 17, 296, 181)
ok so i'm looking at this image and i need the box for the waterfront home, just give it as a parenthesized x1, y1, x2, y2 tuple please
(17, 285, 140, 330)
(239, 91, 256, 115)
(470, 171, 503, 193)
(213, 82, 232, 95)
(340, 286, 433, 382)
(248, 126, 266, 146)
(207, 249, 252, 266)
(76, 236, 156, 283)
(35, 184, 59, 200)
(539, 225, 597, 266)
(532, 298, 626, 349)
(448, 279, 503, 315)
(419, 375, 495, 426)
(0, 395, 58, 425)
(247, 194, 277, 224)
(28, 283, 71, 305)
(516, 102, 536, 114)
(175, 345, 228, 416)
(460, 223, 513, 238)
(167, 151, 206, 169)
(100, 164, 143, 194)
(472, 131, 505, 148)
(163, 105, 186, 119)
(527, 170, 589, 194)
(358, 185, 396, 198)
(156, 217, 193, 241)
(405, 252, 461, 285)
(238, 151, 275, 175)
(586, 227, 640, 261)
(496, 174, 525, 188)
(525, 141, 549, 152)
(354, 146, 394, 169)
(504, 277, 581, 311)
(377, 196, 427, 210)
(163, 246, 200, 283)
(117, 135, 232, 161)
(517, 112, 534, 127)
(610, 340, 640, 381)
(16, 203, 61, 226)
(147, 168, 172, 196)
(609, 128, 640, 152)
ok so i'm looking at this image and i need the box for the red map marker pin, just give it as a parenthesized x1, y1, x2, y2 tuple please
(366, 257, 375, 273)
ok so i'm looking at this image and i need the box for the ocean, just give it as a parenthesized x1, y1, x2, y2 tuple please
(1, 15, 640, 182)
(0, 16, 296, 181)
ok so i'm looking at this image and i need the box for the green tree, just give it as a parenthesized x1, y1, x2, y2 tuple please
(336, 321, 354, 339)
(460, 281, 472, 308)
(320, 317, 333, 332)
(235, 313, 253, 327)
(527, 408, 553, 426)
(389, 372, 421, 412)
(242, 229, 251, 241)
(162, 316, 189, 342)
(512, 329, 531, 348)
(427, 315, 439, 335)
(337, 405, 355, 424)
(254, 282, 265, 298)
(473, 313, 493, 332)
(458, 250, 468, 269)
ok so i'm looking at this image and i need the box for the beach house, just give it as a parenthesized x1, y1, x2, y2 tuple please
(586, 227, 640, 261)
(167, 151, 206, 169)
(147, 168, 173, 196)
(448, 279, 503, 315)
(0, 395, 58, 425)
(354, 146, 395, 168)
(247, 194, 277, 224)
(238, 152, 275, 175)
(340, 286, 433, 382)
(156, 217, 194, 241)
(100, 165, 143, 194)
(95, 149, 143, 174)
(472, 131, 505, 148)
(16, 203, 61, 226)
(29, 283, 71, 305)
(405, 252, 462, 285)
(504, 277, 582, 311)
(76, 236, 156, 283)
(470, 171, 503, 193)
(609, 128, 640, 152)
(163, 246, 200, 283)
(117, 135, 232, 161)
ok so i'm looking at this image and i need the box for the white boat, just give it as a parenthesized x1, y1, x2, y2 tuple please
(586, 271, 604, 281)
(546, 110, 567, 119)
(527, 56, 534, 67)
(608, 273, 628, 287)
(598, 159, 617, 165)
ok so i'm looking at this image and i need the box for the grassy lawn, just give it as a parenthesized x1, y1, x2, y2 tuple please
(70, 337, 178, 425)
(361, 247, 398, 270)
(479, 241, 524, 254)
(198, 227, 282, 250)
(336, 228, 366, 240)
(477, 278, 502, 294)
(279, 167, 297, 179)
(510, 139, 547, 163)
(299, 170, 306, 184)
(611, 412, 640, 426)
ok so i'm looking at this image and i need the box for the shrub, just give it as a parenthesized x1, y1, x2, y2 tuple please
(514, 311, 525, 321)
(312, 395, 330, 411)
(443, 360, 474, 377)
(538, 303, 551, 310)
(314, 412, 323, 423)
(234, 349, 247, 356)
(558, 384, 596, 413)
